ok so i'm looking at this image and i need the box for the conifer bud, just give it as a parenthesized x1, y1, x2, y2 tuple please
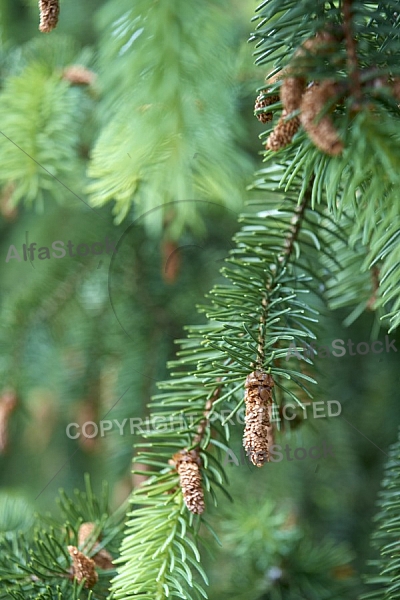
(39, 0, 60, 33)
(300, 80, 344, 155)
(266, 111, 300, 151)
(171, 449, 205, 514)
(243, 371, 274, 467)
(68, 546, 98, 589)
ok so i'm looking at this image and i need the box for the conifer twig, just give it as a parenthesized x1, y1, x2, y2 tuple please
(192, 380, 222, 447)
(278, 191, 309, 266)
(342, 0, 362, 101)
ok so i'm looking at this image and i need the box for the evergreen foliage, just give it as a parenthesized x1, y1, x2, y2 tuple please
(213, 497, 357, 600)
(0, 476, 125, 599)
(0, 35, 94, 209)
(0, 0, 399, 599)
(111, 1, 400, 598)
(251, 0, 400, 331)
(87, 0, 253, 236)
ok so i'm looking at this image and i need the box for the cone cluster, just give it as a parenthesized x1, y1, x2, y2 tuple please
(257, 31, 344, 155)
(39, 0, 60, 33)
(171, 449, 205, 515)
(254, 74, 281, 123)
(243, 371, 274, 467)
(68, 545, 98, 589)
(78, 522, 114, 570)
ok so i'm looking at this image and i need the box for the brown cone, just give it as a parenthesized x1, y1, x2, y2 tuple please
(68, 545, 98, 589)
(254, 72, 282, 123)
(280, 77, 306, 113)
(266, 111, 300, 151)
(254, 90, 280, 123)
(243, 371, 274, 467)
(39, 0, 60, 33)
(300, 80, 344, 155)
(171, 449, 205, 514)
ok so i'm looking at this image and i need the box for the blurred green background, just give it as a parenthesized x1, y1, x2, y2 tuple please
(0, 1, 398, 598)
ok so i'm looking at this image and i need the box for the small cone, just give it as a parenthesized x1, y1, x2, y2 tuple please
(243, 371, 274, 467)
(300, 80, 344, 155)
(171, 449, 205, 514)
(266, 111, 300, 151)
(68, 545, 98, 589)
(254, 90, 280, 123)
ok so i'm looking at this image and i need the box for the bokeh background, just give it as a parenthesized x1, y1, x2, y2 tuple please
(0, 1, 399, 598)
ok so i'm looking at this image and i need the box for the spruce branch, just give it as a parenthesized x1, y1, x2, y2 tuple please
(111, 3, 400, 597)
(87, 0, 252, 236)
(0, 59, 90, 207)
(252, 0, 400, 331)
(111, 163, 354, 597)
(0, 476, 124, 599)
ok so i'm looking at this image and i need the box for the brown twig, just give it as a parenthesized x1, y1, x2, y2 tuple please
(192, 379, 222, 447)
(256, 287, 271, 371)
(255, 191, 309, 379)
(278, 193, 310, 266)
